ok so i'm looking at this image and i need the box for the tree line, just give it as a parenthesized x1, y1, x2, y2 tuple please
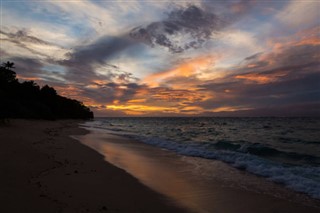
(0, 61, 94, 120)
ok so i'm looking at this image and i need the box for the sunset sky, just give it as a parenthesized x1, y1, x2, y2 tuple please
(1, 0, 319, 116)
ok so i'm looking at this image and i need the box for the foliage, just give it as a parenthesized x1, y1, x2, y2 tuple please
(0, 61, 94, 120)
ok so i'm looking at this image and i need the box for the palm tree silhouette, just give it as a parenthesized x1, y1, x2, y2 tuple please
(0, 61, 17, 83)
(2, 61, 15, 70)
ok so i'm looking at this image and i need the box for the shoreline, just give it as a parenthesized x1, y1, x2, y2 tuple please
(76, 126, 320, 213)
(0, 120, 188, 213)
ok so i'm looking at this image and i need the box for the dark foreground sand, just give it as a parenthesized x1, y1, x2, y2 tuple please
(0, 120, 188, 213)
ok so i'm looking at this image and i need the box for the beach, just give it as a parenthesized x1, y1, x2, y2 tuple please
(0, 120, 187, 213)
(1, 119, 319, 213)
(77, 124, 320, 213)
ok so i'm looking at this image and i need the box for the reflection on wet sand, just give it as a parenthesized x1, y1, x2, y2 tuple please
(75, 130, 320, 213)
(78, 132, 212, 212)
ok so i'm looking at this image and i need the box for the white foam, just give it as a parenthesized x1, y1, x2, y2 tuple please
(134, 136, 320, 199)
(83, 121, 320, 199)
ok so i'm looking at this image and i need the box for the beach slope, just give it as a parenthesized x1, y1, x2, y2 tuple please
(0, 120, 188, 213)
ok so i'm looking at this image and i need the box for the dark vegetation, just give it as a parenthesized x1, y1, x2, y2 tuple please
(0, 61, 93, 120)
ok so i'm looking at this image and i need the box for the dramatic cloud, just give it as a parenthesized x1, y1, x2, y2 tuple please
(196, 34, 320, 114)
(130, 5, 224, 53)
(65, 35, 134, 66)
(55, 2, 232, 90)
(2, 0, 320, 116)
(1, 30, 53, 46)
(11, 57, 45, 79)
(58, 34, 141, 85)
(142, 56, 216, 87)
(201, 0, 257, 21)
(0, 29, 70, 60)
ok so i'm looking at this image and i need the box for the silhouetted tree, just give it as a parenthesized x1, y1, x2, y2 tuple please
(41, 85, 57, 97)
(0, 61, 94, 120)
(2, 61, 15, 70)
(0, 61, 17, 84)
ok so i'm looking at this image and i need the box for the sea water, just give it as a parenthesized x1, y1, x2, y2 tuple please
(83, 117, 320, 199)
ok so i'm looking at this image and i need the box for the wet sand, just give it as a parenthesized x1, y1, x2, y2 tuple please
(76, 127, 320, 213)
(1, 119, 319, 213)
(0, 120, 188, 213)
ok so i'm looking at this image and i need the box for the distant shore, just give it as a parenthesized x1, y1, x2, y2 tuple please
(0, 120, 187, 213)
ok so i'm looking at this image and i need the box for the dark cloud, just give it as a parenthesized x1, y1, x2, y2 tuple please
(3, 2, 318, 117)
(244, 52, 263, 61)
(9, 57, 68, 85)
(0, 49, 9, 59)
(78, 82, 144, 104)
(10, 57, 45, 78)
(1, 29, 137, 85)
(198, 45, 320, 113)
(63, 31, 320, 116)
(201, 0, 256, 21)
(200, 103, 320, 117)
(61, 3, 224, 81)
(0, 29, 53, 46)
(278, 45, 320, 67)
(0, 29, 68, 59)
(199, 71, 320, 114)
(60, 4, 226, 84)
(64, 35, 134, 65)
(59, 35, 138, 83)
(130, 5, 224, 53)
(234, 41, 320, 76)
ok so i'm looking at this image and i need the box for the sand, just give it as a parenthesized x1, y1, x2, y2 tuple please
(77, 129, 320, 213)
(0, 120, 188, 213)
(1, 119, 319, 213)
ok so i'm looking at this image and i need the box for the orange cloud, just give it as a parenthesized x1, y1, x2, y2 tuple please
(105, 102, 211, 116)
(102, 85, 214, 115)
(113, 100, 120, 104)
(130, 86, 213, 108)
(92, 80, 109, 85)
(85, 84, 99, 89)
(151, 88, 209, 102)
(55, 85, 80, 97)
(247, 64, 259, 68)
(106, 104, 179, 115)
(235, 71, 289, 84)
(269, 26, 320, 52)
(142, 56, 216, 88)
(55, 85, 94, 107)
(16, 74, 42, 81)
(85, 79, 110, 89)
(127, 99, 146, 103)
(295, 37, 320, 46)
(211, 106, 253, 112)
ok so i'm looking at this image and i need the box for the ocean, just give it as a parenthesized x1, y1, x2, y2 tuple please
(81, 117, 320, 200)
